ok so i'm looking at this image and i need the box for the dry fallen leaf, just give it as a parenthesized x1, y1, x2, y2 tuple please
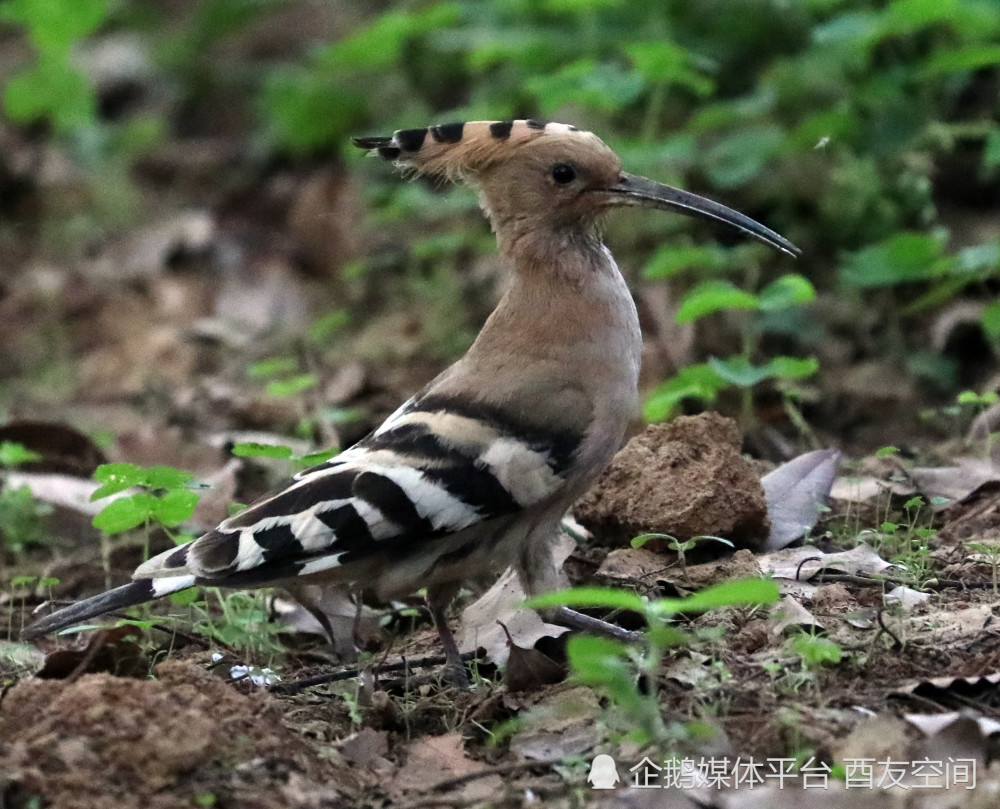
(509, 686, 602, 762)
(884, 586, 931, 610)
(391, 732, 501, 803)
(758, 542, 895, 581)
(34, 625, 149, 680)
(499, 621, 565, 692)
(909, 458, 999, 507)
(458, 533, 573, 666)
(770, 595, 823, 635)
(338, 727, 390, 768)
(762, 448, 841, 550)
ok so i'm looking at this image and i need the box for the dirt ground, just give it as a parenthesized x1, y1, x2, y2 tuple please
(4, 405, 1000, 807)
(2, 14, 999, 801)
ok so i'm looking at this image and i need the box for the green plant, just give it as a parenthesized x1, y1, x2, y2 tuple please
(0, 442, 51, 555)
(0, 485, 53, 555)
(528, 578, 779, 747)
(631, 532, 735, 579)
(789, 631, 843, 669)
(0, 442, 41, 467)
(967, 542, 1000, 595)
(863, 495, 937, 584)
(762, 632, 843, 697)
(191, 589, 286, 663)
(7, 575, 59, 639)
(0, 0, 106, 136)
(90, 463, 199, 536)
(643, 272, 819, 423)
(244, 309, 363, 441)
(230, 441, 339, 473)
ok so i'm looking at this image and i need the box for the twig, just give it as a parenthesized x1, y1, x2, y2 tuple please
(876, 608, 903, 649)
(794, 556, 824, 580)
(268, 651, 481, 695)
(64, 632, 107, 684)
(813, 572, 992, 590)
(554, 606, 643, 643)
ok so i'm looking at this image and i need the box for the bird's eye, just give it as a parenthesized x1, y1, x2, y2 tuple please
(551, 164, 576, 185)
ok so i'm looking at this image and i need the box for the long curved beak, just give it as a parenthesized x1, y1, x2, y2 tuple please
(601, 172, 800, 258)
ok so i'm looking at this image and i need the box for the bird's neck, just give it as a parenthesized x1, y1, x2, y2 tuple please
(469, 229, 642, 381)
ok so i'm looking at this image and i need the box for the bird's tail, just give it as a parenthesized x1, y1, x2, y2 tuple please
(21, 574, 194, 639)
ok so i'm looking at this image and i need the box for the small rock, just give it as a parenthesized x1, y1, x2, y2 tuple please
(574, 413, 769, 549)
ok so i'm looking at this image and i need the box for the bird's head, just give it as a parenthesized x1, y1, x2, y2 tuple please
(354, 120, 799, 258)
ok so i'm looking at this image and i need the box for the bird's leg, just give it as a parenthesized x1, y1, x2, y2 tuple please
(517, 538, 643, 645)
(425, 583, 470, 688)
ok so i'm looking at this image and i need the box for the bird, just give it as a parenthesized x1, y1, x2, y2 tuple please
(23, 120, 799, 684)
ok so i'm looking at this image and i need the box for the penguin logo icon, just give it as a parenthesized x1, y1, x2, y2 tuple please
(587, 754, 620, 789)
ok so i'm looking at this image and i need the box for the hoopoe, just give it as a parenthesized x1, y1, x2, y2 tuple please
(24, 120, 798, 683)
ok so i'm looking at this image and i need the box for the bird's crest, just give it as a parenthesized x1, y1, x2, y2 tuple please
(353, 119, 605, 180)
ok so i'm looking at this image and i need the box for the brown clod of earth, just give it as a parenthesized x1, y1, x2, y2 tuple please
(0, 659, 344, 809)
(574, 412, 769, 549)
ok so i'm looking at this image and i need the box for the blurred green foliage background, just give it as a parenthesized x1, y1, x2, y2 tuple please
(2, 0, 998, 437)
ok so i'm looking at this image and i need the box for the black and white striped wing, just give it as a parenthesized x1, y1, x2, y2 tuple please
(135, 394, 583, 587)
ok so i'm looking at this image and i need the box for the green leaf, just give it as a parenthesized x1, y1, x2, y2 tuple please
(768, 356, 821, 379)
(1, 0, 108, 52)
(3, 55, 96, 134)
(983, 300, 1000, 340)
(266, 374, 317, 398)
(91, 463, 145, 500)
(642, 245, 728, 279)
(143, 466, 194, 491)
(702, 125, 785, 188)
(791, 633, 842, 666)
(247, 357, 298, 379)
(839, 232, 953, 288)
(0, 441, 42, 467)
(706, 356, 772, 387)
(876, 0, 961, 38)
(650, 578, 779, 616)
(528, 58, 645, 115)
(716, 355, 819, 385)
(307, 310, 349, 343)
(631, 533, 673, 549)
(676, 280, 758, 323)
(231, 442, 294, 459)
(643, 363, 727, 421)
(298, 449, 339, 467)
(919, 45, 1000, 78)
(955, 242, 1000, 275)
(565, 635, 638, 706)
(984, 129, 1000, 173)
(526, 586, 647, 614)
(317, 2, 460, 73)
(170, 587, 201, 607)
(151, 489, 199, 527)
(626, 42, 714, 96)
(93, 493, 156, 533)
(757, 274, 816, 311)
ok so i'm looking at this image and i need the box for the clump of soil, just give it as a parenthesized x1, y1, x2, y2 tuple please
(575, 412, 769, 548)
(0, 659, 347, 809)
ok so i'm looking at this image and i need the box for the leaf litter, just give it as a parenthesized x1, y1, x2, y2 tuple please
(3, 183, 1000, 807)
(6, 400, 1000, 806)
